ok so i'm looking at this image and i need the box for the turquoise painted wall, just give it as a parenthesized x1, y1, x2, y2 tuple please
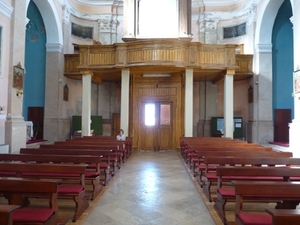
(272, 0, 294, 118)
(23, 1, 46, 120)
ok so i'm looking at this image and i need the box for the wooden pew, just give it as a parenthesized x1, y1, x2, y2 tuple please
(40, 144, 123, 169)
(187, 142, 260, 168)
(0, 205, 20, 225)
(234, 181, 300, 225)
(60, 135, 133, 159)
(215, 166, 300, 224)
(0, 153, 103, 200)
(51, 141, 125, 165)
(63, 139, 129, 162)
(265, 209, 300, 225)
(196, 149, 292, 188)
(0, 177, 58, 225)
(82, 136, 116, 140)
(0, 162, 88, 222)
(20, 148, 114, 185)
(78, 136, 133, 156)
(181, 137, 240, 159)
(190, 145, 273, 175)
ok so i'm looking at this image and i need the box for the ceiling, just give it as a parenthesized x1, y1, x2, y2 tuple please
(75, 0, 244, 6)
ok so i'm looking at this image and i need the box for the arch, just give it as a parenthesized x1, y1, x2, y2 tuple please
(256, 0, 285, 45)
(31, 0, 63, 47)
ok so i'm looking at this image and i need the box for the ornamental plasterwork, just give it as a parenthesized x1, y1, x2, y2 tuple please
(247, 4, 257, 25)
(202, 2, 257, 22)
(205, 19, 219, 31)
(62, 4, 71, 24)
(65, 1, 120, 21)
(98, 19, 118, 32)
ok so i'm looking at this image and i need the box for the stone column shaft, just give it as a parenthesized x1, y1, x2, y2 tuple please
(82, 72, 92, 136)
(224, 70, 234, 138)
(121, 69, 130, 136)
(185, 69, 193, 137)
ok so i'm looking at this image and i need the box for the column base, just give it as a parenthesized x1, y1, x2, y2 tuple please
(5, 116, 26, 153)
(289, 120, 300, 157)
(44, 118, 70, 142)
(247, 120, 273, 144)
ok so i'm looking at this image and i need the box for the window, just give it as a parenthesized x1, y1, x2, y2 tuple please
(160, 104, 170, 125)
(145, 103, 155, 126)
(136, 0, 178, 38)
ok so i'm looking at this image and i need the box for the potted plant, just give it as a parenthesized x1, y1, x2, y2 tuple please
(33, 122, 40, 140)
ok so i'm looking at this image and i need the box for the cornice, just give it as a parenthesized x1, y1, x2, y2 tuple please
(0, 1, 13, 19)
(46, 43, 63, 52)
(74, 0, 122, 6)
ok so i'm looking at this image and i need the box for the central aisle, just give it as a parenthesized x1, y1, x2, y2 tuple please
(81, 151, 216, 225)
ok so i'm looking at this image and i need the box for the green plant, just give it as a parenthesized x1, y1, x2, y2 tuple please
(33, 122, 40, 139)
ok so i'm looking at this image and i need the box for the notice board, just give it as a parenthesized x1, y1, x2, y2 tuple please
(211, 117, 243, 139)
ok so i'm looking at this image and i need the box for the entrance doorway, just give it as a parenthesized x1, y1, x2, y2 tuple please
(140, 101, 172, 151)
(274, 109, 291, 143)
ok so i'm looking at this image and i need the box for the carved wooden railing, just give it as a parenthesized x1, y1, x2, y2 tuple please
(64, 40, 253, 80)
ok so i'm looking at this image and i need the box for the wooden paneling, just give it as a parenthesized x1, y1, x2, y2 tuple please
(132, 74, 183, 150)
(112, 113, 120, 137)
(64, 40, 252, 83)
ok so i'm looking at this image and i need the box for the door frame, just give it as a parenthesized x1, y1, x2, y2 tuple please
(131, 73, 183, 151)
(139, 100, 173, 151)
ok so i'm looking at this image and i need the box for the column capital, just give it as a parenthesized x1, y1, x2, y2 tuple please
(226, 69, 235, 75)
(81, 71, 93, 76)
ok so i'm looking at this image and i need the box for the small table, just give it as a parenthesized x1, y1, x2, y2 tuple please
(25, 121, 34, 139)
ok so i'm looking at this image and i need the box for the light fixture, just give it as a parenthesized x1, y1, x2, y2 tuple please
(142, 74, 171, 77)
(16, 89, 24, 97)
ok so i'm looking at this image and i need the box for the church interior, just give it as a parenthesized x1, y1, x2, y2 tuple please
(1, 0, 300, 224)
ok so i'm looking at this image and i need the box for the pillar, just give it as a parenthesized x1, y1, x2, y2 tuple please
(5, 0, 27, 153)
(81, 72, 92, 136)
(122, 0, 135, 41)
(224, 70, 235, 138)
(185, 68, 193, 137)
(120, 69, 130, 136)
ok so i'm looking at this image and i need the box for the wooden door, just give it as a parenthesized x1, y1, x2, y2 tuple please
(112, 113, 120, 137)
(140, 101, 172, 151)
(274, 109, 291, 143)
(131, 73, 183, 150)
(28, 107, 44, 140)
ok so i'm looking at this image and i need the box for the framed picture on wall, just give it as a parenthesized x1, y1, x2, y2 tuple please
(13, 63, 24, 89)
(63, 84, 68, 101)
(294, 70, 300, 94)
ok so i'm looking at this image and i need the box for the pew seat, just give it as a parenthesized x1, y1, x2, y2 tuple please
(234, 181, 300, 225)
(0, 162, 89, 222)
(0, 178, 58, 225)
(0, 153, 103, 200)
(214, 167, 300, 224)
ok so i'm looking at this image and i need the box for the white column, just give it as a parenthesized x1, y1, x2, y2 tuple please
(120, 69, 130, 136)
(185, 69, 193, 137)
(5, 0, 27, 153)
(122, 0, 135, 40)
(290, 70, 300, 157)
(224, 70, 235, 138)
(81, 72, 92, 136)
(290, 6, 300, 157)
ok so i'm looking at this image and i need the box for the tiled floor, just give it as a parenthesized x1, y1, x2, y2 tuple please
(77, 150, 218, 225)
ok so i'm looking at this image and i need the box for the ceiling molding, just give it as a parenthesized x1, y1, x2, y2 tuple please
(0, 1, 13, 19)
(75, 0, 119, 6)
